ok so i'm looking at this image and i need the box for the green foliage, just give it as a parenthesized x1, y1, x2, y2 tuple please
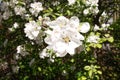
(1, 0, 120, 80)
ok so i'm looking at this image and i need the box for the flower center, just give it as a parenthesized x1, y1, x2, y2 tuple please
(63, 36, 70, 43)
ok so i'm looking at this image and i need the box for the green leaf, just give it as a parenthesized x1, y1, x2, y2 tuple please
(108, 37, 114, 43)
(95, 75, 100, 80)
(84, 66, 90, 71)
(78, 76, 87, 80)
(97, 70, 102, 74)
(70, 58, 74, 63)
(96, 44, 102, 48)
(38, 67, 42, 71)
(67, 10, 71, 15)
(88, 70, 93, 78)
(86, 46, 91, 51)
(23, 76, 29, 80)
(105, 34, 110, 37)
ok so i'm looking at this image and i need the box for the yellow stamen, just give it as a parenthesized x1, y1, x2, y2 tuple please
(63, 37, 70, 43)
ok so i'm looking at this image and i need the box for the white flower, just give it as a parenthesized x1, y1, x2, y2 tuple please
(47, 16, 80, 32)
(68, 16, 80, 31)
(83, 8, 89, 15)
(84, 0, 99, 15)
(45, 29, 84, 57)
(89, 6, 99, 14)
(108, 18, 113, 24)
(13, 22, 19, 28)
(52, 1, 60, 6)
(101, 11, 107, 17)
(101, 23, 110, 30)
(43, 17, 51, 25)
(2, 10, 12, 20)
(94, 25, 99, 31)
(45, 29, 61, 45)
(79, 22, 90, 33)
(9, 0, 19, 8)
(17, 45, 23, 53)
(42, 16, 85, 57)
(53, 40, 82, 57)
(29, 2, 43, 16)
(24, 14, 31, 20)
(47, 16, 69, 29)
(87, 35, 100, 43)
(8, 27, 14, 32)
(24, 21, 41, 40)
(16, 45, 29, 56)
(85, 0, 98, 6)
(0, 2, 9, 11)
(67, 0, 76, 5)
(53, 42, 68, 57)
(14, 5, 26, 16)
(39, 48, 49, 59)
(39, 46, 55, 59)
(84, 6, 99, 15)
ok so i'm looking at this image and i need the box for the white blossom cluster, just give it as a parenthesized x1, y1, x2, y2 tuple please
(83, 0, 99, 15)
(29, 2, 43, 17)
(0, 1, 43, 21)
(40, 16, 90, 58)
(24, 21, 41, 40)
(0, 0, 112, 61)
(67, 0, 76, 5)
(14, 5, 26, 16)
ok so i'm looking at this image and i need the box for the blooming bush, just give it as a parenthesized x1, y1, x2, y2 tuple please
(0, 0, 115, 79)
